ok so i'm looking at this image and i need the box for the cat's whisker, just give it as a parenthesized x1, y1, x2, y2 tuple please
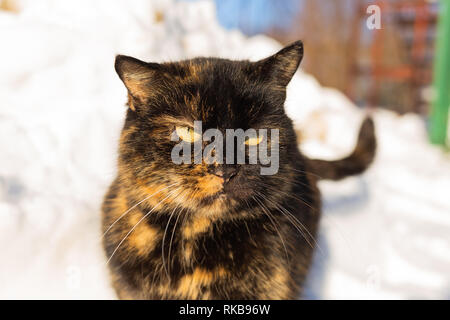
(259, 193, 324, 255)
(161, 201, 182, 281)
(178, 187, 202, 275)
(253, 194, 290, 264)
(167, 203, 185, 278)
(256, 191, 310, 243)
(257, 183, 323, 250)
(242, 199, 257, 246)
(260, 182, 319, 213)
(278, 206, 319, 251)
(180, 208, 191, 275)
(290, 167, 324, 180)
(165, 188, 193, 279)
(269, 174, 314, 193)
(105, 187, 181, 266)
(102, 182, 179, 238)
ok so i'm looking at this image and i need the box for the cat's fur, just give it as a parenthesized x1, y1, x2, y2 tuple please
(102, 41, 376, 299)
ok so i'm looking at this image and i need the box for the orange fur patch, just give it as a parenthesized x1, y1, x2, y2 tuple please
(127, 211, 161, 255)
(260, 266, 291, 299)
(194, 174, 223, 198)
(127, 93, 136, 111)
(184, 242, 193, 262)
(183, 216, 212, 239)
(176, 267, 228, 299)
(134, 180, 180, 209)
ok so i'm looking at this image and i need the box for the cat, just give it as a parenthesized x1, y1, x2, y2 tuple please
(101, 40, 376, 299)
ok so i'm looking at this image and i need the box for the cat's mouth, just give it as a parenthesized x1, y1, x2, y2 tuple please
(197, 186, 254, 206)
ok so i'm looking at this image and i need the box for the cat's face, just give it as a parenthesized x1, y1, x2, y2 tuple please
(115, 42, 303, 216)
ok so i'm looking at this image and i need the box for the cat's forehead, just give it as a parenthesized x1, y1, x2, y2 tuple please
(164, 58, 265, 126)
(180, 57, 240, 74)
(173, 58, 248, 92)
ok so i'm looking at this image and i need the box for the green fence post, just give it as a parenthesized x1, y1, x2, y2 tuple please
(430, 0, 450, 146)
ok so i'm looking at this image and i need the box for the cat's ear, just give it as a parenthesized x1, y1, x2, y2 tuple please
(115, 55, 162, 107)
(252, 40, 303, 87)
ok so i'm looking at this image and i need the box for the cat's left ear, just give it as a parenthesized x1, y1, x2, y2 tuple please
(252, 40, 303, 87)
(115, 55, 163, 108)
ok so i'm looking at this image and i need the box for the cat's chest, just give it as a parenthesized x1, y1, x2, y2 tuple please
(155, 214, 270, 271)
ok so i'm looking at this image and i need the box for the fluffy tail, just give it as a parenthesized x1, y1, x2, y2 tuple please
(307, 117, 376, 181)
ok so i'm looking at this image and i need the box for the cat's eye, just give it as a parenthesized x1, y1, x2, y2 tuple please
(176, 126, 201, 143)
(245, 135, 263, 146)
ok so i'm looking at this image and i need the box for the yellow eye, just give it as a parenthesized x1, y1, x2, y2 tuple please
(176, 126, 201, 143)
(245, 135, 263, 146)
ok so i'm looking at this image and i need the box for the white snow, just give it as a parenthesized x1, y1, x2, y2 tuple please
(0, 0, 449, 299)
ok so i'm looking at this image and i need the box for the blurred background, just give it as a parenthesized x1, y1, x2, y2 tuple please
(214, 0, 446, 128)
(0, 0, 449, 299)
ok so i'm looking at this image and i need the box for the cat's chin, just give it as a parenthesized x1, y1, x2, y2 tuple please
(197, 187, 252, 207)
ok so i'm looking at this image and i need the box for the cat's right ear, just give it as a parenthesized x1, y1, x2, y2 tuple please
(250, 41, 303, 88)
(115, 55, 162, 109)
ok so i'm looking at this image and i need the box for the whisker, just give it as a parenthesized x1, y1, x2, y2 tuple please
(102, 182, 178, 238)
(290, 167, 324, 180)
(166, 188, 194, 278)
(261, 194, 323, 255)
(161, 201, 182, 281)
(260, 182, 318, 213)
(268, 174, 316, 194)
(105, 187, 181, 266)
(179, 187, 202, 275)
(257, 192, 311, 245)
(242, 199, 257, 245)
(253, 194, 290, 264)
(255, 183, 324, 252)
(167, 203, 185, 277)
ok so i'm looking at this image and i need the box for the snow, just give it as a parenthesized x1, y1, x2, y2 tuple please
(0, 0, 449, 299)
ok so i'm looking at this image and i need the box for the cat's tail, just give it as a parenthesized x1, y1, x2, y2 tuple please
(306, 117, 376, 181)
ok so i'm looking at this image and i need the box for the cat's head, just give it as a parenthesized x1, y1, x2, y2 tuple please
(115, 41, 304, 217)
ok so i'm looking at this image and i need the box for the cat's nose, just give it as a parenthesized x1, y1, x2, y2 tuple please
(215, 166, 239, 183)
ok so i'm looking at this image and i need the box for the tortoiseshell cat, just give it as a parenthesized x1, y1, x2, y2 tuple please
(102, 41, 376, 299)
